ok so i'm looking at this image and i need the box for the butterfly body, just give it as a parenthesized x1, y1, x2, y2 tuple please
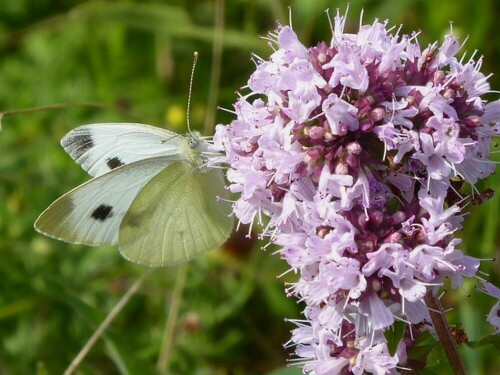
(35, 123, 234, 267)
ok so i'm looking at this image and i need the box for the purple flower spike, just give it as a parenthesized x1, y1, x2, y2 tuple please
(211, 7, 500, 374)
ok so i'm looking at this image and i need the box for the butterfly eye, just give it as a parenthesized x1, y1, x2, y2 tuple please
(188, 139, 199, 149)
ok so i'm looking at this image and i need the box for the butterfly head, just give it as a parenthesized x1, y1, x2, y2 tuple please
(182, 131, 210, 169)
(187, 133, 200, 149)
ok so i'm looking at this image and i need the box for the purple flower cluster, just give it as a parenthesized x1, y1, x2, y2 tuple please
(212, 9, 500, 374)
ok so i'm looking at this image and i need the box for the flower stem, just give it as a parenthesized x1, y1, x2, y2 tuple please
(0, 101, 142, 130)
(64, 269, 154, 375)
(424, 291, 466, 375)
(157, 263, 189, 374)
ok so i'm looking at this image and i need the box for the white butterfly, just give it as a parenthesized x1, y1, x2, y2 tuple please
(35, 123, 234, 267)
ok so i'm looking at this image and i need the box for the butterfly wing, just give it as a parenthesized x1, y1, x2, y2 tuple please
(119, 162, 234, 267)
(62, 123, 185, 177)
(34, 157, 171, 245)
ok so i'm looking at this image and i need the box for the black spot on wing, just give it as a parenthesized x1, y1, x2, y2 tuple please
(91, 204, 114, 221)
(63, 128, 94, 160)
(106, 157, 125, 170)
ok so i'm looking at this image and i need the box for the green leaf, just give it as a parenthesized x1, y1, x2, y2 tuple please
(466, 334, 500, 350)
(408, 344, 436, 364)
(425, 343, 443, 370)
(414, 330, 434, 345)
(385, 320, 407, 356)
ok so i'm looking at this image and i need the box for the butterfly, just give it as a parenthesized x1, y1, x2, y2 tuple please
(34, 123, 234, 267)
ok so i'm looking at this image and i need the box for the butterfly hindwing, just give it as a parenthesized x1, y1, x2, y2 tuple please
(34, 157, 172, 245)
(119, 162, 234, 267)
(61, 123, 185, 177)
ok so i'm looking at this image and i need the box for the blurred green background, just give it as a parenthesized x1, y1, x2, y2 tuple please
(0, 0, 499, 374)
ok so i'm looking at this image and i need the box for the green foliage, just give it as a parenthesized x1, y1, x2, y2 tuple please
(1, 0, 499, 374)
(467, 334, 500, 351)
(385, 321, 407, 356)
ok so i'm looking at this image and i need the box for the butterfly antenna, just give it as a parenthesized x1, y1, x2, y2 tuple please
(187, 51, 198, 134)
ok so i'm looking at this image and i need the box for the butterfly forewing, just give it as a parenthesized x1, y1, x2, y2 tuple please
(62, 123, 185, 177)
(119, 162, 234, 267)
(34, 157, 173, 245)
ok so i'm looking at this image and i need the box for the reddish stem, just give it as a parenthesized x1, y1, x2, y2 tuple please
(424, 291, 466, 375)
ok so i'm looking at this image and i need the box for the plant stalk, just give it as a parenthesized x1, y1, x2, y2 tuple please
(424, 291, 467, 375)
(64, 269, 154, 375)
(157, 263, 189, 374)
